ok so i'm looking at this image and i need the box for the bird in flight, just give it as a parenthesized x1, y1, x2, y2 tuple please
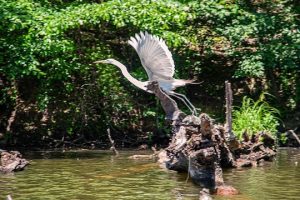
(94, 32, 197, 115)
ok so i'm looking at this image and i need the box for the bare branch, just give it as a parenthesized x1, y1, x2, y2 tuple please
(107, 128, 119, 156)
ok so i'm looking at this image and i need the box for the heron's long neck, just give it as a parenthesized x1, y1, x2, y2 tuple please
(110, 59, 147, 91)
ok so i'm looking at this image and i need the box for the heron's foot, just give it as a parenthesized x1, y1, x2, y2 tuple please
(191, 107, 201, 116)
(191, 110, 196, 116)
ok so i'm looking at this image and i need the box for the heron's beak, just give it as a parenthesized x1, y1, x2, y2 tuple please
(93, 60, 105, 64)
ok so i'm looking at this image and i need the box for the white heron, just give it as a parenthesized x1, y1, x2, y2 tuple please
(94, 32, 197, 115)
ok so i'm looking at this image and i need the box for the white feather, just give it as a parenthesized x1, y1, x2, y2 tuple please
(128, 32, 175, 81)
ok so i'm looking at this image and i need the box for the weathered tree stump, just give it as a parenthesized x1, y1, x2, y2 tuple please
(0, 151, 29, 173)
(161, 114, 235, 189)
(147, 81, 276, 197)
(147, 82, 235, 190)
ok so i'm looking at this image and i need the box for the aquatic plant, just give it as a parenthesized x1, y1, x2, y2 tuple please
(232, 94, 280, 140)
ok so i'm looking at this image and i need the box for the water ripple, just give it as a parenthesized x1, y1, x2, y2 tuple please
(1, 149, 299, 200)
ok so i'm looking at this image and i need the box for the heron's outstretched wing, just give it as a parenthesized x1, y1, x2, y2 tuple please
(128, 32, 175, 81)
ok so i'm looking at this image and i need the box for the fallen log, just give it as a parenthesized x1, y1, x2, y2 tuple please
(129, 147, 160, 160)
(234, 131, 276, 167)
(128, 154, 156, 160)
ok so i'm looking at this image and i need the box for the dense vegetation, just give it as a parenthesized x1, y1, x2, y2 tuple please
(0, 0, 299, 147)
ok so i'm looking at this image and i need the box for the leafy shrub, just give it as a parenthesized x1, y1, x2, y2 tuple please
(0, 0, 191, 138)
(232, 94, 280, 139)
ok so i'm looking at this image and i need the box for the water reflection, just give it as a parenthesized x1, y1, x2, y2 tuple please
(0, 149, 299, 200)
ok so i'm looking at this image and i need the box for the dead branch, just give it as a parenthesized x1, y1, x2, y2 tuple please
(107, 128, 119, 156)
(146, 81, 185, 121)
(224, 81, 234, 141)
(287, 130, 300, 147)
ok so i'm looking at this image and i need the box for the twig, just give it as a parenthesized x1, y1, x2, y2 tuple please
(107, 128, 119, 156)
(287, 130, 300, 147)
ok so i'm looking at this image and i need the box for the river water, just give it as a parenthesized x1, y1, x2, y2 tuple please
(0, 148, 299, 200)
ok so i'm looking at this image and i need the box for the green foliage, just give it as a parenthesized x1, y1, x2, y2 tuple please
(0, 0, 299, 145)
(189, 0, 300, 78)
(235, 54, 265, 78)
(0, 0, 192, 138)
(279, 133, 288, 144)
(232, 94, 280, 140)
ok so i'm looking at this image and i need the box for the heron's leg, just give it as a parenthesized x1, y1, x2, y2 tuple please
(169, 92, 198, 116)
(170, 92, 198, 115)
(170, 93, 195, 115)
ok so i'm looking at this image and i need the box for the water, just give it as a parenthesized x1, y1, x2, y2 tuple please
(0, 149, 299, 200)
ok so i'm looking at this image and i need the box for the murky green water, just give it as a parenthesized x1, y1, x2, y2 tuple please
(0, 149, 299, 200)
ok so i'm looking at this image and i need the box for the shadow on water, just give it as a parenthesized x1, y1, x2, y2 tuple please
(1, 149, 299, 200)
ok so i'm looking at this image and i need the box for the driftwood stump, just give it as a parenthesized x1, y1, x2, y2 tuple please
(0, 151, 29, 173)
(147, 81, 276, 197)
(162, 114, 235, 189)
(147, 82, 234, 191)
